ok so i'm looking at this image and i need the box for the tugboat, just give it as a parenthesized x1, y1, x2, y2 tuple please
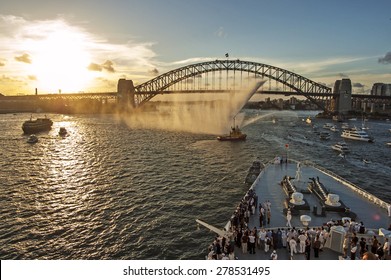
(217, 117, 247, 141)
(22, 115, 53, 134)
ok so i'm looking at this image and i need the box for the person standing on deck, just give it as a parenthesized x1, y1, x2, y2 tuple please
(260, 206, 266, 226)
(376, 243, 384, 259)
(265, 200, 271, 211)
(305, 238, 311, 260)
(359, 237, 367, 258)
(298, 232, 307, 253)
(383, 238, 389, 257)
(286, 208, 292, 228)
(371, 235, 379, 254)
(259, 210, 264, 227)
(248, 232, 256, 254)
(259, 228, 266, 251)
(281, 229, 287, 248)
(266, 208, 271, 225)
(313, 237, 321, 258)
(350, 242, 358, 260)
(289, 237, 297, 257)
(265, 236, 271, 253)
(342, 235, 349, 259)
(241, 232, 248, 254)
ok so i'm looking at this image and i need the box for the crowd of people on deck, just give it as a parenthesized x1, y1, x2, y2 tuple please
(206, 187, 391, 260)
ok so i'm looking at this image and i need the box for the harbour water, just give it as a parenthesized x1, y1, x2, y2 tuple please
(0, 110, 390, 260)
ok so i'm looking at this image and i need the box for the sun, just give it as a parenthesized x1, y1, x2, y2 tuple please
(29, 29, 95, 93)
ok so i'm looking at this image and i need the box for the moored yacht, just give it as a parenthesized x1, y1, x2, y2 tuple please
(341, 127, 374, 142)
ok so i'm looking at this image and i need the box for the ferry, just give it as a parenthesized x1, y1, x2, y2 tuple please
(331, 142, 350, 153)
(197, 159, 391, 260)
(22, 116, 53, 134)
(341, 127, 374, 142)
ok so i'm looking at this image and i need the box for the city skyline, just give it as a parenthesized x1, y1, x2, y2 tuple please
(0, 0, 390, 95)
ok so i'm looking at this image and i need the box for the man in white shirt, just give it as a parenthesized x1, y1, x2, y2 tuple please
(289, 238, 297, 256)
(286, 208, 292, 228)
(298, 232, 307, 253)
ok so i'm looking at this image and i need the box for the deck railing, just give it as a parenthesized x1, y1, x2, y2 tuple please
(300, 160, 389, 210)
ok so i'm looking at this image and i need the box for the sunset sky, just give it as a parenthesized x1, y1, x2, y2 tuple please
(0, 0, 390, 95)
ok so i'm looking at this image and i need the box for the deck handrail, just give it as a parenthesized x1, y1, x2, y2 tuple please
(300, 160, 389, 210)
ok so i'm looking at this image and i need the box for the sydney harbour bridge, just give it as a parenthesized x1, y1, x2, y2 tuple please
(119, 59, 333, 111)
(3, 59, 391, 113)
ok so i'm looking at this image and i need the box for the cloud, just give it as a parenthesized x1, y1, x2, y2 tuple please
(148, 68, 159, 76)
(338, 73, 349, 78)
(14, 53, 32, 64)
(353, 82, 364, 88)
(215, 27, 227, 38)
(102, 60, 115, 73)
(88, 62, 103, 72)
(88, 60, 115, 73)
(0, 15, 158, 94)
(378, 52, 391, 64)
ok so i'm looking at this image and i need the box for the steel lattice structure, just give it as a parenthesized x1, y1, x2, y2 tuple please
(134, 59, 332, 109)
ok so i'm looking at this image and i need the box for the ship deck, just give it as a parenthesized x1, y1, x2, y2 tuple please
(234, 160, 391, 260)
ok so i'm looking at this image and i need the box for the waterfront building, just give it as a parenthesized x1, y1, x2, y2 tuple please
(371, 83, 391, 96)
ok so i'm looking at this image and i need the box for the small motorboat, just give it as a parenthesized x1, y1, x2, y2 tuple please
(362, 159, 371, 164)
(27, 134, 38, 144)
(59, 127, 68, 136)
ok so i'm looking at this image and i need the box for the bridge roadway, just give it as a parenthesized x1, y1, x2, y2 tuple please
(2, 90, 390, 101)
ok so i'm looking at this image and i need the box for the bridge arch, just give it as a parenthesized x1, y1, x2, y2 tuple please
(133, 59, 332, 109)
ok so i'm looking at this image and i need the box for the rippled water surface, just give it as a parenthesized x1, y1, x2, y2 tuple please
(1, 111, 390, 259)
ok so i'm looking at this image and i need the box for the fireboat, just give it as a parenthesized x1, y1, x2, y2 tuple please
(217, 117, 247, 141)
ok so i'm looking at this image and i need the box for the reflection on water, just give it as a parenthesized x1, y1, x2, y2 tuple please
(0, 111, 390, 259)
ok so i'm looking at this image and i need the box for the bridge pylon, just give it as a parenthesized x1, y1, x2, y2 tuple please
(117, 79, 136, 109)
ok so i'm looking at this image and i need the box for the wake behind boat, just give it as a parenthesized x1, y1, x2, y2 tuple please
(22, 116, 53, 134)
(198, 159, 390, 260)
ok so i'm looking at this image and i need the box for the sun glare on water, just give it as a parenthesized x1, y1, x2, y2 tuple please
(27, 28, 95, 93)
